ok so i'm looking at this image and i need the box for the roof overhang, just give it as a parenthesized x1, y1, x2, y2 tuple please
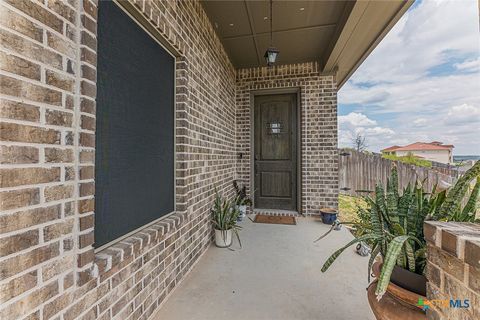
(201, 0, 413, 88)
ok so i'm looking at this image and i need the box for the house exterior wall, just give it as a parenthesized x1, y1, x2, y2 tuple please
(395, 149, 452, 164)
(236, 63, 339, 214)
(0, 0, 237, 319)
(0, 2, 339, 320)
(424, 222, 480, 320)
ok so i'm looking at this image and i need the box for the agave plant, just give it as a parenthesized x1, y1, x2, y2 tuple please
(211, 192, 242, 247)
(321, 166, 430, 298)
(375, 161, 480, 298)
(431, 160, 480, 222)
(321, 161, 480, 300)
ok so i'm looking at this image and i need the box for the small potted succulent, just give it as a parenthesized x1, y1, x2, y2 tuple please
(211, 192, 241, 248)
(233, 180, 252, 221)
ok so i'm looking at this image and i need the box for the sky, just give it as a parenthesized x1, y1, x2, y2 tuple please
(338, 0, 480, 155)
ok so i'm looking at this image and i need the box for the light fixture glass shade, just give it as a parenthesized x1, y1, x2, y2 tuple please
(264, 47, 279, 66)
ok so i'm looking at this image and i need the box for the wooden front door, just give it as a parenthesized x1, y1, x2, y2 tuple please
(254, 93, 297, 211)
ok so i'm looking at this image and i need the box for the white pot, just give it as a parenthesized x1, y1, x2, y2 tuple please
(236, 205, 247, 221)
(238, 205, 247, 216)
(215, 229, 232, 248)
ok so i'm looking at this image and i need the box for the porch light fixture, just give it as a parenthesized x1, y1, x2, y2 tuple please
(264, 0, 279, 66)
(264, 47, 279, 67)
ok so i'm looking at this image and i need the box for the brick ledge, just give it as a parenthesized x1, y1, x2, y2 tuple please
(81, 211, 188, 284)
(424, 221, 480, 268)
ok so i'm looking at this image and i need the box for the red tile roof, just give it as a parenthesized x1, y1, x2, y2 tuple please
(382, 142, 454, 152)
(382, 145, 401, 152)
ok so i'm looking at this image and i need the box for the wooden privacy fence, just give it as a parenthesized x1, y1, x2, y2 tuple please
(338, 149, 460, 196)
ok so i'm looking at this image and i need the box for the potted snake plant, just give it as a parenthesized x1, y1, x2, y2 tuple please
(211, 192, 241, 248)
(320, 161, 479, 319)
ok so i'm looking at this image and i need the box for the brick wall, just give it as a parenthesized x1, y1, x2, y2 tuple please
(424, 222, 480, 320)
(236, 63, 338, 214)
(0, 0, 236, 319)
(0, 1, 339, 320)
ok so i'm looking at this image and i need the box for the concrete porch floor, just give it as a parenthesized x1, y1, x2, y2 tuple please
(153, 216, 375, 320)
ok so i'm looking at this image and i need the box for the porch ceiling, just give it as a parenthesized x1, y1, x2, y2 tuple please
(201, 0, 413, 88)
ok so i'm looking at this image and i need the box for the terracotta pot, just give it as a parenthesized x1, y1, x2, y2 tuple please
(367, 262, 426, 320)
(367, 281, 426, 320)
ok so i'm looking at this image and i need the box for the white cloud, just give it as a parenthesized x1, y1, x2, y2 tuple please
(339, 0, 480, 155)
(390, 137, 410, 146)
(455, 58, 480, 72)
(362, 127, 395, 136)
(341, 72, 480, 115)
(445, 103, 480, 125)
(338, 112, 395, 149)
(413, 118, 427, 126)
(447, 103, 480, 116)
(338, 112, 377, 127)
(346, 0, 480, 85)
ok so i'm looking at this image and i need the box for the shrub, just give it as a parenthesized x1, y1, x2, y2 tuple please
(382, 152, 432, 168)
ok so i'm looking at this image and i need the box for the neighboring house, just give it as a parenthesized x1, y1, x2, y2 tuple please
(0, 1, 412, 320)
(382, 142, 454, 164)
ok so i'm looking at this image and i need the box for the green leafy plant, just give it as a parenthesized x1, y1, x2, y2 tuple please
(211, 192, 242, 247)
(382, 152, 432, 168)
(322, 166, 430, 297)
(233, 180, 252, 206)
(321, 161, 480, 300)
(431, 160, 480, 222)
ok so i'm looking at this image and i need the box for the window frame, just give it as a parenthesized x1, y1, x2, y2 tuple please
(94, 0, 177, 252)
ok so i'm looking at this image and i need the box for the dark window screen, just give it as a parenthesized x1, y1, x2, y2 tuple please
(95, 1, 175, 248)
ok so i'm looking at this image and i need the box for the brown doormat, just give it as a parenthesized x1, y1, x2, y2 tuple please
(254, 214, 296, 225)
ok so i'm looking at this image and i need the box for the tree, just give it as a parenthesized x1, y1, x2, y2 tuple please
(352, 133, 368, 152)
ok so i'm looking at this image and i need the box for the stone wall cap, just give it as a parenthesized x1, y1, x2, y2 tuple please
(424, 221, 480, 265)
